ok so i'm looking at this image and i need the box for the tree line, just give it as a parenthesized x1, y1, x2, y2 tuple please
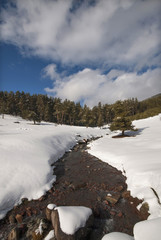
(0, 91, 161, 127)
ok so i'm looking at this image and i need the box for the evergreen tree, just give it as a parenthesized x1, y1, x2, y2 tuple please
(81, 104, 91, 127)
(53, 98, 62, 124)
(110, 115, 134, 136)
(0, 90, 160, 127)
(36, 94, 45, 121)
(97, 114, 103, 128)
(110, 100, 134, 136)
(74, 102, 82, 126)
(97, 102, 104, 127)
(27, 111, 40, 124)
(44, 98, 54, 122)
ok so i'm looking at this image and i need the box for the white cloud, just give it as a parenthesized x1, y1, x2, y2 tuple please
(45, 68, 106, 102)
(45, 67, 161, 107)
(1, 0, 161, 105)
(42, 64, 59, 80)
(0, 0, 160, 68)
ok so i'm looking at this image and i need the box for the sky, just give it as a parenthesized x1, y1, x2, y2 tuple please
(0, 0, 161, 107)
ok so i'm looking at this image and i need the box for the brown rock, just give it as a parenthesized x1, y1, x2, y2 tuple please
(140, 202, 149, 215)
(51, 210, 57, 233)
(8, 228, 19, 240)
(104, 200, 109, 205)
(26, 207, 32, 217)
(105, 193, 120, 204)
(117, 212, 123, 217)
(39, 195, 45, 201)
(26, 217, 49, 239)
(51, 207, 94, 240)
(122, 190, 131, 199)
(32, 232, 43, 240)
(15, 214, 23, 224)
(116, 185, 124, 192)
(46, 207, 52, 221)
(9, 214, 16, 224)
(19, 224, 27, 235)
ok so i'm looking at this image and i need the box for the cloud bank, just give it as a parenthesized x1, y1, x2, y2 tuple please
(45, 67, 161, 107)
(0, 0, 161, 105)
(1, 0, 160, 67)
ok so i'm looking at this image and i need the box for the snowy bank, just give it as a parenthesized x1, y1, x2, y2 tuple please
(0, 115, 106, 219)
(88, 114, 161, 219)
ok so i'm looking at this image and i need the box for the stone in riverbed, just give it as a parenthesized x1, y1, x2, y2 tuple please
(15, 214, 23, 224)
(122, 190, 131, 199)
(8, 228, 19, 240)
(139, 202, 149, 215)
(9, 214, 16, 224)
(105, 193, 120, 205)
(26, 207, 32, 217)
(26, 217, 49, 239)
(51, 206, 94, 240)
(46, 204, 57, 221)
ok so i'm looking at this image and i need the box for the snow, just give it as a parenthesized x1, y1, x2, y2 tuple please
(134, 217, 161, 240)
(55, 206, 92, 235)
(88, 114, 161, 219)
(102, 232, 134, 240)
(0, 114, 106, 219)
(35, 219, 43, 235)
(47, 203, 56, 210)
(44, 230, 55, 240)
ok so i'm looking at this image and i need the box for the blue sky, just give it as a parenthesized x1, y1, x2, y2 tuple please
(0, 43, 51, 94)
(0, 0, 161, 106)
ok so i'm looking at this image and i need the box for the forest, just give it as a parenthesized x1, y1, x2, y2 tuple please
(0, 91, 161, 127)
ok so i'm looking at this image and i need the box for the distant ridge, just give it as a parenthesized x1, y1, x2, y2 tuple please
(150, 93, 161, 98)
(142, 93, 161, 101)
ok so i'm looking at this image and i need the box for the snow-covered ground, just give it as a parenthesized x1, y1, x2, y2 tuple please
(1, 114, 161, 240)
(0, 114, 106, 219)
(88, 114, 161, 220)
(88, 114, 161, 240)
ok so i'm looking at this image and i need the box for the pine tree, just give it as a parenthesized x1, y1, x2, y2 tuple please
(27, 111, 40, 124)
(110, 115, 134, 136)
(110, 100, 134, 136)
